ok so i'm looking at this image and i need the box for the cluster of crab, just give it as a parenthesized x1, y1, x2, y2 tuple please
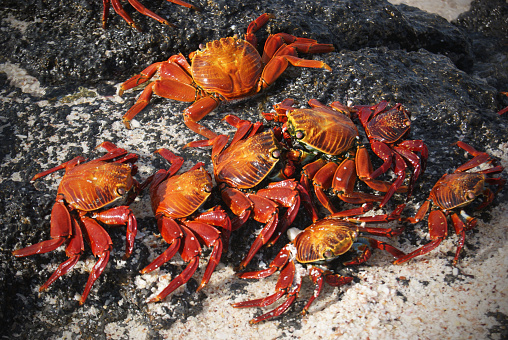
(14, 13, 505, 324)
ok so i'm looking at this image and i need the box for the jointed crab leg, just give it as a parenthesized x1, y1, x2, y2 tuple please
(104, 0, 199, 31)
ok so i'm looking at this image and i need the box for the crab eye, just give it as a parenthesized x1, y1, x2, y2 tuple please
(466, 191, 476, 200)
(272, 150, 281, 159)
(295, 130, 304, 139)
(117, 187, 126, 196)
(324, 249, 334, 258)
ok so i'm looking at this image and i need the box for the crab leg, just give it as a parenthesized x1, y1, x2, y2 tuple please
(394, 143, 426, 196)
(126, 0, 178, 28)
(120, 56, 193, 95)
(454, 141, 498, 172)
(120, 56, 197, 129)
(378, 152, 407, 208)
(79, 217, 113, 304)
(108, 0, 141, 31)
(263, 33, 334, 63)
(106, 0, 197, 30)
(182, 97, 222, 139)
(450, 212, 469, 265)
(237, 195, 279, 270)
(245, 13, 275, 47)
(95, 141, 134, 164)
(331, 158, 386, 204)
(394, 210, 448, 265)
(12, 201, 72, 256)
(257, 180, 301, 246)
(220, 186, 253, 231)
(39, 216, 84, 292)
(183, 219, 223, 291)
(30, 156, 85, 182)
(260, 55, 331, 90)
(123, 79, 198, 129)
(301, 267, 325, 314)
(148, 225, 201, 302)
(141, 217, 182, 274)
(237, 244, 291, 279)
(355, 146, 408, 195)
(233, 261, 295, 309)
(193, 206, 231, 252)
(235, 261, 302, 324)
(251, 281, 302, 323)
(93, 206, 137, 259)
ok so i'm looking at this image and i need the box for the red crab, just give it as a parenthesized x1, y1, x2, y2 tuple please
(13, 142, 145, 304)
(354, 101, 428, 207)
(102, 0, 198, 31)
(142, 149, 231, 302)
(119, 13, 334, 139)
(186, 115, 313, 270)
(263, 98, 407, 215)
(232, 211, 406, 323)
(394, 141, 505, 265)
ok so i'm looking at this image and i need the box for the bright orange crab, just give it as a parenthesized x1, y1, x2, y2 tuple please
(119, 13, 334, 139)
(142, 148, 231, 302)
(263, 98, 407, 215)
(12, 142, 145, 304)
(186, 115, 313, 270)
(354, 101, 428, 207)
(394, 141, 505, 265)
(102, 0, 198, 31)
(232, 211, 406, 323)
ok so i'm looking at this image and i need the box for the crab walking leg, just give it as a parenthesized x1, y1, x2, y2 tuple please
(260, 55, 331, 89)
(183, 220, 223, 291)
(301, 267, 353, 315)
(120, 55, 194, 95)
(193, 206, 231, 252)
(12, 201, 72, 257)
(126, 0, 178, 28)
(148, 225, 202, 302)
(234, 261, 303, 324)
(245, 13, 275, 47)
(141, 217, 183, 274)
(262, 34, 335, 63)
(236, 196, 279, 270)
(250, 274, 303, 322)
(301, 267, 325, 315)
(237, 245, 292, 280)
(79, 217, 113, 305)
(394, 210, 448, 265)
(108, 0, 141, 31)
(30, 156, 85, 182)
(148, 257, 200, 302)
(122, 79, 197, 129)
(93, 206, 137, 259)
(105, 0, 198, 30)
(120, 56, 196, 129)
(39, 216, 84, 292)
(183, 97, 222, 139)
(455, 141, 500, 172)
(257, 180, 301, 246)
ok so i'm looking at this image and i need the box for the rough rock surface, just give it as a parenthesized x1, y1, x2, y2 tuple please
(0, 0, 507, 338)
